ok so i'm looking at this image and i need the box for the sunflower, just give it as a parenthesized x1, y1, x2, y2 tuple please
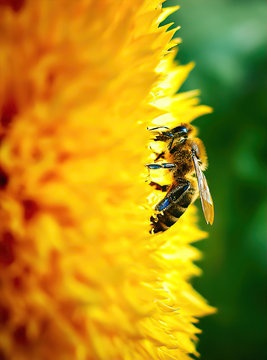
(0, 1, 214, 359)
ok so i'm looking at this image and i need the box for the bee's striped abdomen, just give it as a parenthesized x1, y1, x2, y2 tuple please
(150, 185, 195, 233)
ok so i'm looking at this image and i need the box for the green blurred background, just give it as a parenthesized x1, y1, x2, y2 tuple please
(164, 1, 267, 359)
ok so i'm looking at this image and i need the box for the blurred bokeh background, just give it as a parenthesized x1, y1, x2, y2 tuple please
(164, 0, 267, 359)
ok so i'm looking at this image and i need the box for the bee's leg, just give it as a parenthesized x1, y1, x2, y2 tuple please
(149, 181, 169, 192)
(155, 179, 191, 212)
(146, 162, 171, 191)
(146, 163, 176, 170)
(158, 179, 196, 214)
(154, 151, 165, 161)
(148, 146, 165, 162)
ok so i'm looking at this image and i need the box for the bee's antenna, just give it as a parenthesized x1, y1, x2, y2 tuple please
(147, 126, 169, 131)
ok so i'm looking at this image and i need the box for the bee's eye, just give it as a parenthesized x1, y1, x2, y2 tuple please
(172, 126, 188, 135)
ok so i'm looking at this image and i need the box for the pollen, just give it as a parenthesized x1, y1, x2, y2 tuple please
(0, 1, 214, 359)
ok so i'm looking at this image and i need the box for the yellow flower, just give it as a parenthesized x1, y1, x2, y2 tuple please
(0, 1, 214, 359)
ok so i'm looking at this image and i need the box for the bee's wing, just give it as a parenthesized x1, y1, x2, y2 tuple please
(192, 154, 214, 225)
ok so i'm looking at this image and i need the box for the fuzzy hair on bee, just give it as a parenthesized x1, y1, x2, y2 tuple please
(146, 123, 214, 233)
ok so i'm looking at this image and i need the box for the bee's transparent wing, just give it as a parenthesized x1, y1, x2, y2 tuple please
(192, 154, 214, 225)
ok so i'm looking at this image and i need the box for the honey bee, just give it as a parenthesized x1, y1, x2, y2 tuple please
(146, 123, 214, 233)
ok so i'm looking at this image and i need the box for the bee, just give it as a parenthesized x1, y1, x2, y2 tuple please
(146, 123, 214, 233)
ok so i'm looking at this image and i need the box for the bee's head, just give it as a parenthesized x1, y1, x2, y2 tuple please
(165, 123, 193, 151)
(148, 123, 194, 152)
(171, 123, 193, 139)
